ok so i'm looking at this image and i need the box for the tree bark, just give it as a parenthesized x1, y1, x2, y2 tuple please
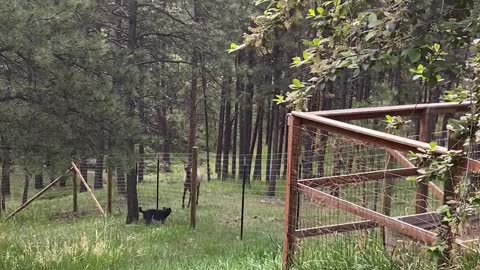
(277, 107, 286, 178)
(221, 76, 232, 180)
(94, 156, 104, 189)
(157, 106, 172, 172)
(215, 79, 227, 176)
(267, 41, 281, 196)
(201, 59, 211, 181)
(22, 174, 30, 204)
(137, 144, 144, 183)
(79, 159, 88, 192)
(59, 175, 67, 187)
(268, 102, 280, 196)
(34, 174, 43, 189)
(241, 49, 255, 184)
(265, 103, 274, 184)
(253, 101, 264, 181)
(117, 168, 126, 194)
(188, 0, 202, 154)
(126, 149, 139, 223)
(125, 0, 139, 224)
(1, 149, 11, 197)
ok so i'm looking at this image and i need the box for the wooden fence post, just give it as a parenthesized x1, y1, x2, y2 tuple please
(73, 170, 77, 213)
(438, 133, 464, 267)
(416, 108, 432, 213)
(107, 166, 112, 215)
(190, 147, 198, 229)
(282, 115, 302, 270)
(0, 177, 2, 217)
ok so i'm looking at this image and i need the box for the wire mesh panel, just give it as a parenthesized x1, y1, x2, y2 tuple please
(282, 106, 480, 269)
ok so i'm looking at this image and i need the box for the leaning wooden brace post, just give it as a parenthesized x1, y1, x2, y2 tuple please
(7, 168, 73, 219)
(72, 171, 78, 213)
(71, 162, 106, 217)
(190, 147, 198, 229)
(416, 108, 432, 213)
(438, 133, 464, 267)
(282, 116, 301, 270)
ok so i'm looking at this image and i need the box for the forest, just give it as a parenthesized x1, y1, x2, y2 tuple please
(1, 0, 480, 269)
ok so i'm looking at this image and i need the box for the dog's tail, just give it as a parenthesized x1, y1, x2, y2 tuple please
(138, 207, 143, 213)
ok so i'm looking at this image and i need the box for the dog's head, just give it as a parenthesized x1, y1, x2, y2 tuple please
(163, 207, 172, 216)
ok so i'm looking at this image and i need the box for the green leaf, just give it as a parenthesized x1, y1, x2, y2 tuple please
(429, 142, 437, 150)
(292, 79, 302, 88)
(273, 95, 285, 104)
(227, 43, 246, 53)
(433, 43, 441, 52)
(308, 9, 315, 18)
(403, 48, 421, 63)
(303, 51, 310, 60)
(365, 31, 376, 41)
(292, 56, 301, 67)
(406, 176, 417, 182)
(316, 7, 325, 15)
(385, 115, 393, 122)
(368, 13, 378, 28)
(312, 38, 320, 46)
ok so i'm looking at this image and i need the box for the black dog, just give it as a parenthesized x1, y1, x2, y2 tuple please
(139, 207, 172, 224)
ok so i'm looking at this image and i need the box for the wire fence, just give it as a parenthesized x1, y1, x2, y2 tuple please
(1, 151, 290, 241)
(284, 113, 480, 269)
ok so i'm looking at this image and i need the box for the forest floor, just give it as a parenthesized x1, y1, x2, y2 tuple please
(1, 172, 480, 270)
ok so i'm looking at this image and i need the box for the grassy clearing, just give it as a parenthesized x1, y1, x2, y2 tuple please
(1, 170, 479, 269)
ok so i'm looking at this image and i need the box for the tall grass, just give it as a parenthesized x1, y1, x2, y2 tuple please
(1, 170, 479, 270)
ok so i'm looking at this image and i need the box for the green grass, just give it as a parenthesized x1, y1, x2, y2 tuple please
(1, 170, 479, 270)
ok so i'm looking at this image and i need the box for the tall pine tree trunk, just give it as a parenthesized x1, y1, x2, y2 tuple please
(277, 108, 286, 179)
(117, 168, 126, 194)
(1, 148, 11, 197)
(157, 106, 172, 172)
(79, 159, 88, 192)
(267, 41, 281, 196)
(94, 156, 104, 189)
(201, 59, 212, 181)
(22, 174, 30, 204)
(137, 144, 144, 183)
(252, 102, 264, 181)
(268, 103, 280, 196)
(34, 174, 43, 189)
(215, 80, 227, 176)
(221, 76, 232, 180)
(265, 103, 274, 185)
(125, 0, 139, 224)
(231, 55, 242, 179)
(243, 50, 255, 183)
